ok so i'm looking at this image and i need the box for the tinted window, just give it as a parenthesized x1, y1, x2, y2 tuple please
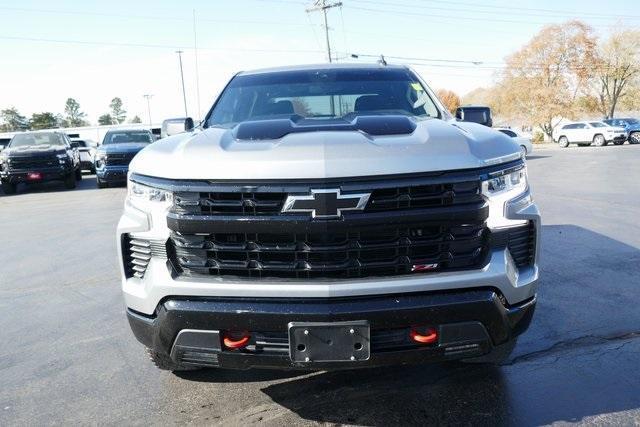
(103, 131, 152, 145)
(498, 129, 517, 137)
(9, 133, 66, 148)
(590, 122, 606, 128)
(207, 68, 440, 127)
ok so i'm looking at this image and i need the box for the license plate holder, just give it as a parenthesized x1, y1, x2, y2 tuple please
(288, 321, 370, 363)
(27, 172, 42, 180)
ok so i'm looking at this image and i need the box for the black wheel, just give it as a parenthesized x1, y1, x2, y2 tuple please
(629, 132, 640, 144)
(593, 134, 606, 147)
(462, 338, 518, 365)
(613, 139, 624, 146)
(146, 348, 200, 372)
(64, 173, 77, 189)
(75, 167, 82, 181)
(1, 180, 17, 195)
(96, 178, 108, 189)
(558, 136, 570, 148)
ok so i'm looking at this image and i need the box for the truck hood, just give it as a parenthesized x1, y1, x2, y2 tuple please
(4, 146, 65, 157)
(130, 118, 521, 180)
(98, 143, 150, 154)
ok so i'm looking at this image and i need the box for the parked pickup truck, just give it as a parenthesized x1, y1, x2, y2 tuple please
(95, 129, 154, 188)
(118, 64, 540, 372)
(0, 131, 81, 194)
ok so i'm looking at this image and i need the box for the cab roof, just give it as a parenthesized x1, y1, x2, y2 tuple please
(238, 63, 408, 76)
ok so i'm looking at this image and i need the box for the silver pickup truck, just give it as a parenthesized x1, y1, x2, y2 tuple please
(117, 64, 540, 372)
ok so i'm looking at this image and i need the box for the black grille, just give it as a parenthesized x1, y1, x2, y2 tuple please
(173, 181, 482, 217)
(507, 223, 536, 267)
(105, 152, 136, 166)
(168, 222, 488, 280)
(8, 156, 58, 170)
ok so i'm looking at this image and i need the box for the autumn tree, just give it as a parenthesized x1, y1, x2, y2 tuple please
(64, 98, 88, 127)
(436, 89, 461, 114)
(592, 29, 640, 118)
(496, 21, 597, 139)
(109, 97, 127, 124)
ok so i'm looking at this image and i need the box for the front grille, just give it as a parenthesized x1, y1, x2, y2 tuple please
(105, 153, 136, 166)
(168, 222, 488, 280)
(8, 156, 58, 170)
(122, 235, 167, 279)
(173, 181, 482, 217)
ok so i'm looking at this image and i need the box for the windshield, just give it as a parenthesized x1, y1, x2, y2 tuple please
(102, 131, 152, 145)
(590, 122, 606, 128)
(9, 132, 66, 148)
(207, 68, 440, 128)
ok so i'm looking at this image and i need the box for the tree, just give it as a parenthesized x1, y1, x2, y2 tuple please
(436, 89, 462, 114)
(30, 112, 59, 130)
(592, 29, 640, 118)
(0, 107, 28, 131)
(64, 98, 88, 127)
(130, 115, 142, 124)
(98, 114, 114, 126)
(109, 97, 127, 124)
(496, 21, 598, 139)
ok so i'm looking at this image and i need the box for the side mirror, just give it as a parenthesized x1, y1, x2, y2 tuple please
(162, 117, 195, 138)
(455, 106, 493, 127)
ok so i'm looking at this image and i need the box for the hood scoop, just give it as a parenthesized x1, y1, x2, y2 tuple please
(233, 115, 417, 141)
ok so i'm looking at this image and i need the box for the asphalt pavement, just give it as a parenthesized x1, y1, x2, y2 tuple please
(1, 144, 639, 426)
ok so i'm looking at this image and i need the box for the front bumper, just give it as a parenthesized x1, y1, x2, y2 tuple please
(96, 165, 128, 182)
(1, 165, 72, 184)
(127, 289, 536, 369)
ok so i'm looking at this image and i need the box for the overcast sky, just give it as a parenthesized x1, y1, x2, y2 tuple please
(1, 0, 637, 124)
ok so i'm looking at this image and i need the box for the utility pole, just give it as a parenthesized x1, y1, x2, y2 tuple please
(306, 0, 342, 63)
(175, 50, 188, 117)
(143, 94, 153, 126)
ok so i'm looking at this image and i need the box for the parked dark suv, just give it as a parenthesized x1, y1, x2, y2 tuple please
(0, 131, 81, 194)
(94, 129, 153, 188)
(603, 118, 640, 145)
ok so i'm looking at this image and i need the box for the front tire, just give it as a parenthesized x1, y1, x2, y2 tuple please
(146, 348, 200, 372)
(593, 134, 606, 147)
(1, 180, 17, 195)
(64, 173, 77, 189)
(629, 132, 640, 144)
(75, 167, 82, 181)
(558, 136, 570, 148)
(96, 178, 108, 189)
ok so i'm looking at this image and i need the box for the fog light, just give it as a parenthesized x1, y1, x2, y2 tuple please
(222, 331, 251, 349)
(409, 327, 438, 344)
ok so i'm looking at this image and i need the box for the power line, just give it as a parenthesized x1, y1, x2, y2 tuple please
(0, 35, 324, 54)
(348, 0, 640, 21)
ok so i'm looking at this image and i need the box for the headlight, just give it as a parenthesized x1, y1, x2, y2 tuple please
(482, 166, 529, 228)
(127, 180, 173, 210)
(56, 153, 69, 164)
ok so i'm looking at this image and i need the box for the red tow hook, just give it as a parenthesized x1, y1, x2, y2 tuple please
(409, 327, 438, 344)
(222, 331, 251, 349)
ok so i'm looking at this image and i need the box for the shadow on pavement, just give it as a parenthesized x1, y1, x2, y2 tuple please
(0, 174, 125, 196)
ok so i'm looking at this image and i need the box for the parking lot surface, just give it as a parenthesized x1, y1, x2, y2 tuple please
(1, 145, 639, 426)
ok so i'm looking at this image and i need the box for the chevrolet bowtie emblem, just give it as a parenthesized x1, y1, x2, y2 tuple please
(282, 189, 371, 218)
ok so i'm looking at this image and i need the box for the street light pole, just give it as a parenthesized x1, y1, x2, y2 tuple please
(143, 94, 153, 126)
(175, 50, 188, 117)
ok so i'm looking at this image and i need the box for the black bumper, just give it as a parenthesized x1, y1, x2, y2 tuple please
(127, 289, 536, 370)
(1, 166, 72, 184)
(96, 167, 128, 183)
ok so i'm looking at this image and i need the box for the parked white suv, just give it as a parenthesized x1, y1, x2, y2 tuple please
(553, 121, 627, 147)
